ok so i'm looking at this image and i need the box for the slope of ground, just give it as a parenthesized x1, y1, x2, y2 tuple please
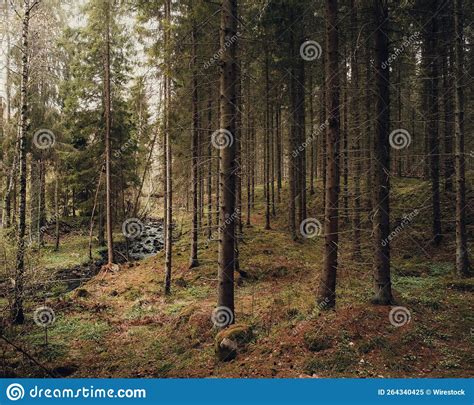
(2, 178, 473, 378)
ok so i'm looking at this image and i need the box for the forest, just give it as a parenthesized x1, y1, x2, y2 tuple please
(0, 0, 473, 379)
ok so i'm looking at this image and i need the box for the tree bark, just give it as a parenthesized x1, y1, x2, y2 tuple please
(453, 0, 470, 276)
(207, 89, 213, 239)
(53, 165, 59, 251)
(341, 47, 349, 222)
(217, 0, 238, 324)
(164, 0, 173, 294)
(372, 0, 393, 304)
(104, 0, 114, 265)
(351, 0, 361, 259)
(317, 0, 340, 309)
(189, 23, 199, 268)
(12, 0, 32, 324)
(427, 0, 442, 246)
(264, 52, 271, 230)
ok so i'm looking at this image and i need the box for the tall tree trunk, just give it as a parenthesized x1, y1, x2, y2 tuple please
(317, 0, 340, 309)
(164, 0, 173, 294)
(288, 39, 297, 240)
(2, 0, 12, 228)
(104, 0, 114, 266)
(442, 9, 454, 192)
(309, 67, 315, 196)
(189, 23, 199, 268)
(453, 0, 470, 276)
(396, 63, 402, 177)
(364, 44, 373, 212)
(38, 158, 46, 246)
(215, 93, 221, 228)
(5, 0, 11, 121)
(297, 51, 306, 223)
(341, 48, 348, 222)
(351, 0, 361, 259)
(217, 0, 238, 325)
(246, 74, 252, 225)
(207, 90, 213, 239)
(427, 0, 442, 246)
(372, 0, 393, 304)
(276, 103, 282, 202)
(264, 52, 271, 230)
(234, 53, 242, 273)
(54, 166, 60, 251)
(12, 0, 32, 324)
(270, 104, 275, 217)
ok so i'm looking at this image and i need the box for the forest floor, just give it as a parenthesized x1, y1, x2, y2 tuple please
(2, 177, 474, 378)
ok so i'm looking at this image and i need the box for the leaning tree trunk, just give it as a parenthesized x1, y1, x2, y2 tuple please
(317, 0, 340, 309)
(372, 0, 393, 304)
(12, 0, 32, 324)
(217, 0, 238, 325)
(453, 0, 470, 276)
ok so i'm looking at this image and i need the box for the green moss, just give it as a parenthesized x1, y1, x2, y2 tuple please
(123, 287, 143, 301)
(181, 285, 211, 299)
(215, 324, 253, 345)
(49, 316, 111, 342)
(429, 263, 453, 277)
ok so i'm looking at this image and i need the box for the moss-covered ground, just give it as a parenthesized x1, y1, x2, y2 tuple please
(1, 177, 473, 378)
